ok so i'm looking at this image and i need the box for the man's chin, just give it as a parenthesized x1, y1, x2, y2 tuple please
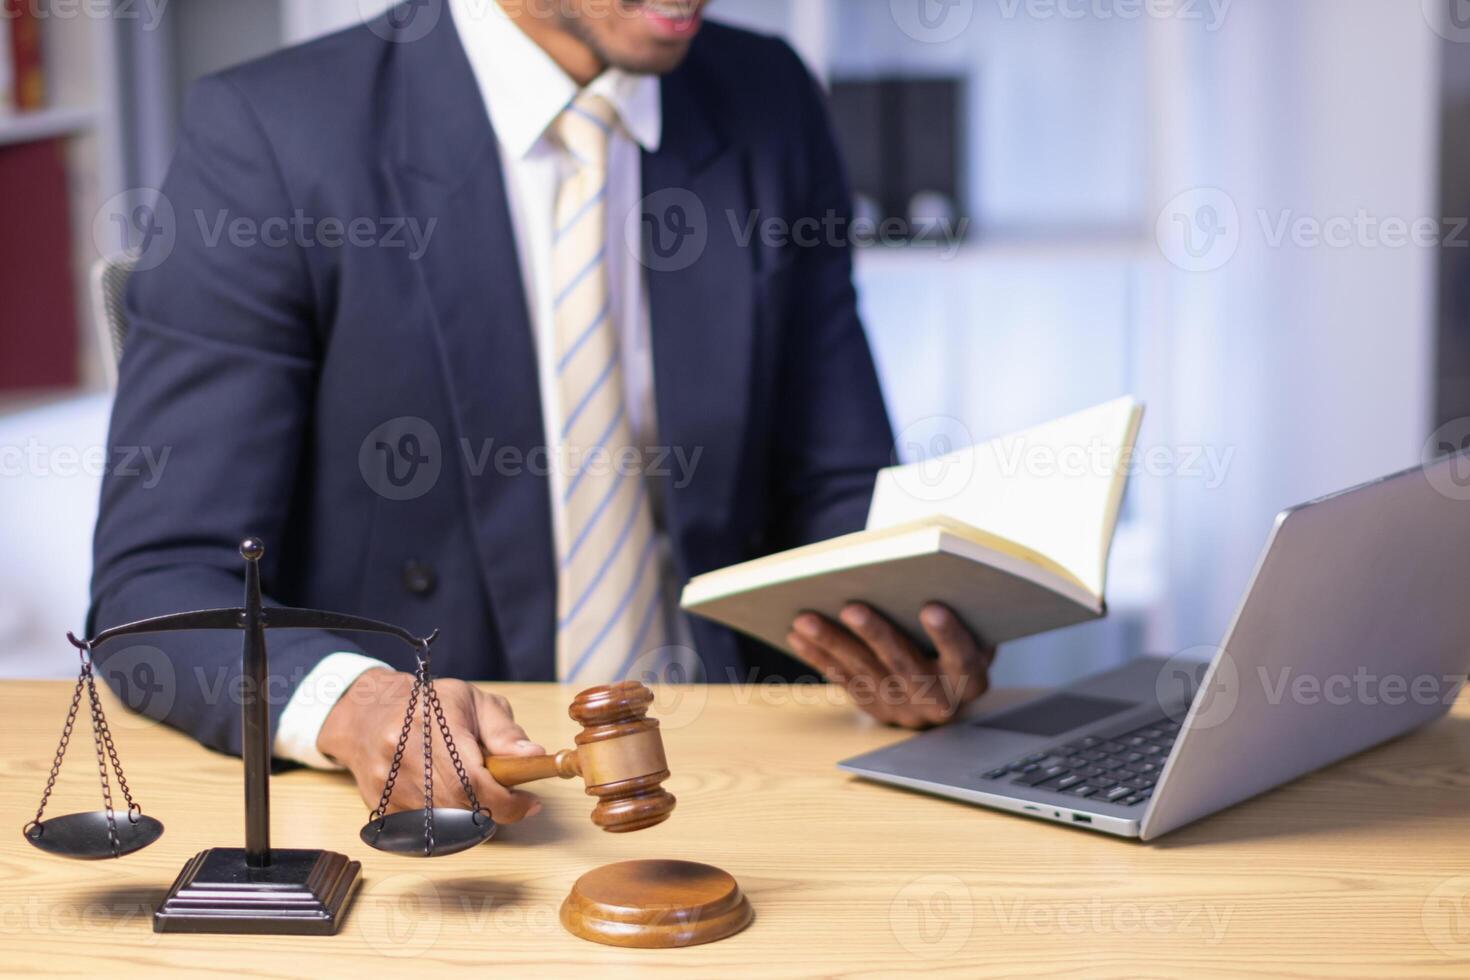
(606, 43, 696, 76)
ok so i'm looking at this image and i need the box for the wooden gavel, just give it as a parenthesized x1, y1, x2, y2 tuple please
(484, 680, 675, 833)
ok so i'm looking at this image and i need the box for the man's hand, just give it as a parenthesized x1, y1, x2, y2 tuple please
(787, 602, 995, 729)
(317, 669, 544, 822)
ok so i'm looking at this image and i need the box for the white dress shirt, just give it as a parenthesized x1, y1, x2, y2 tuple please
(274, 0, 689, 768)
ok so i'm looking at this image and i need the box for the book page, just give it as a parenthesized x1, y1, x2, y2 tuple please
(866, 397, 1144, 598)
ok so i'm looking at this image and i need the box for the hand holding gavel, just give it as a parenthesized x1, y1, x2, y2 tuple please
(485, 681, 675, 833)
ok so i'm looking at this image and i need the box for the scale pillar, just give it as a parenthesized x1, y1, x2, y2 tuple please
(240, 538, 271, 868)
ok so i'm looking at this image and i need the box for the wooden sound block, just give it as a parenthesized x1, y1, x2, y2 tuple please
(560, 860, 753, 948)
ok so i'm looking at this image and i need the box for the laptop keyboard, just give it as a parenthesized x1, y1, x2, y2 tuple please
(979, 715, 1179, 807)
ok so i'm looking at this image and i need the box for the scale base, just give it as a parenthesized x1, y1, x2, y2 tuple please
(153, 847, 361, 935)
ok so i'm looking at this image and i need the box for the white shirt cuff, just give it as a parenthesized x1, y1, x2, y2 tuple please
(273, 652, 392, 770)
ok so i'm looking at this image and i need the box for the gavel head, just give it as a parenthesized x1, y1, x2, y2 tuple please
(569, 681, 675, 833)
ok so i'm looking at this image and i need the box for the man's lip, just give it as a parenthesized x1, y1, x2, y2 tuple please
(637, 2, 704, 38)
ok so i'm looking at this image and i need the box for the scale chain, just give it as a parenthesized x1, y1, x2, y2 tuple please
(26, 642, 149, 855)
(83, 662, 121, 855)
(420, 656, 434, 856)
(27, 671, 85, 834)
(91, 669, 139, 816)
(369, 678, 421, 823)
(428, 680, 484, 815)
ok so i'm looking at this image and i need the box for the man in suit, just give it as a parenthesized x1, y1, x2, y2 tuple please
(91, 0, 994, 822)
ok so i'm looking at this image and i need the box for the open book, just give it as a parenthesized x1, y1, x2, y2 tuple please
(680, 397, 1145, 652)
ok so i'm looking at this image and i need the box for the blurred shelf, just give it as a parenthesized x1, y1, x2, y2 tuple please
(0, 386, 103, 417)
(854, 232, 1154, 271)
(0, 106, 97, 148)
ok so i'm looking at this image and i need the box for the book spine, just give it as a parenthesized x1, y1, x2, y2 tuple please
(7, 0, 45, 111)
(0, 137, 80, 390)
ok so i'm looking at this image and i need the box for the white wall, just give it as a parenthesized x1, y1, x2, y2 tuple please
(1150, 0, 1439, 650)
(174, 0, 283, 87)
(0, 397, 111, 677)
(280, 0, 391, 45)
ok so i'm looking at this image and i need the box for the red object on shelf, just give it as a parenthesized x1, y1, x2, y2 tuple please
(0, 138, 80, 391)
(6, 0, 46, 110)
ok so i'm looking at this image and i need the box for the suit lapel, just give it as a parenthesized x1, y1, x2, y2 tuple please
(383, 10, 557, 679)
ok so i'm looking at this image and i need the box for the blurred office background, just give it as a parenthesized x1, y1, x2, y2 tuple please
(0, 0, 1459, 685)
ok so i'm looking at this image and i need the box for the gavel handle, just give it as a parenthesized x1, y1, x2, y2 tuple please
(485, 748, 581, 787)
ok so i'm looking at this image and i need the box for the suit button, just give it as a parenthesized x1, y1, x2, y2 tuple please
(402, 560, 437, 597)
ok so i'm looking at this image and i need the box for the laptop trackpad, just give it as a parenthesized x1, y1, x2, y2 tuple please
(975, 693, 1137, 738)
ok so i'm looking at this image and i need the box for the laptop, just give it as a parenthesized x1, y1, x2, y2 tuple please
(839, 452, 1470, 839)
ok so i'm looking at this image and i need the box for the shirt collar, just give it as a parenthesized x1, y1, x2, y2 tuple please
(448, 0, 662, 159)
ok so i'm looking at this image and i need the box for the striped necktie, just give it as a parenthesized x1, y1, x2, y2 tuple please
(550, 91, 669, 684)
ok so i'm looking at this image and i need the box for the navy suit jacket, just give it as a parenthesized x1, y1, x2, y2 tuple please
(90, 6, 894, 756)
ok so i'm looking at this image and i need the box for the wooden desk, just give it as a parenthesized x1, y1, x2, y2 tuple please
(5, 680, 1470, 977)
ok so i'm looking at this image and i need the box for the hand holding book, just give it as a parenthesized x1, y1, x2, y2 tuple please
(682, 398, 1145, 727)
(786, 601, 995, 729)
